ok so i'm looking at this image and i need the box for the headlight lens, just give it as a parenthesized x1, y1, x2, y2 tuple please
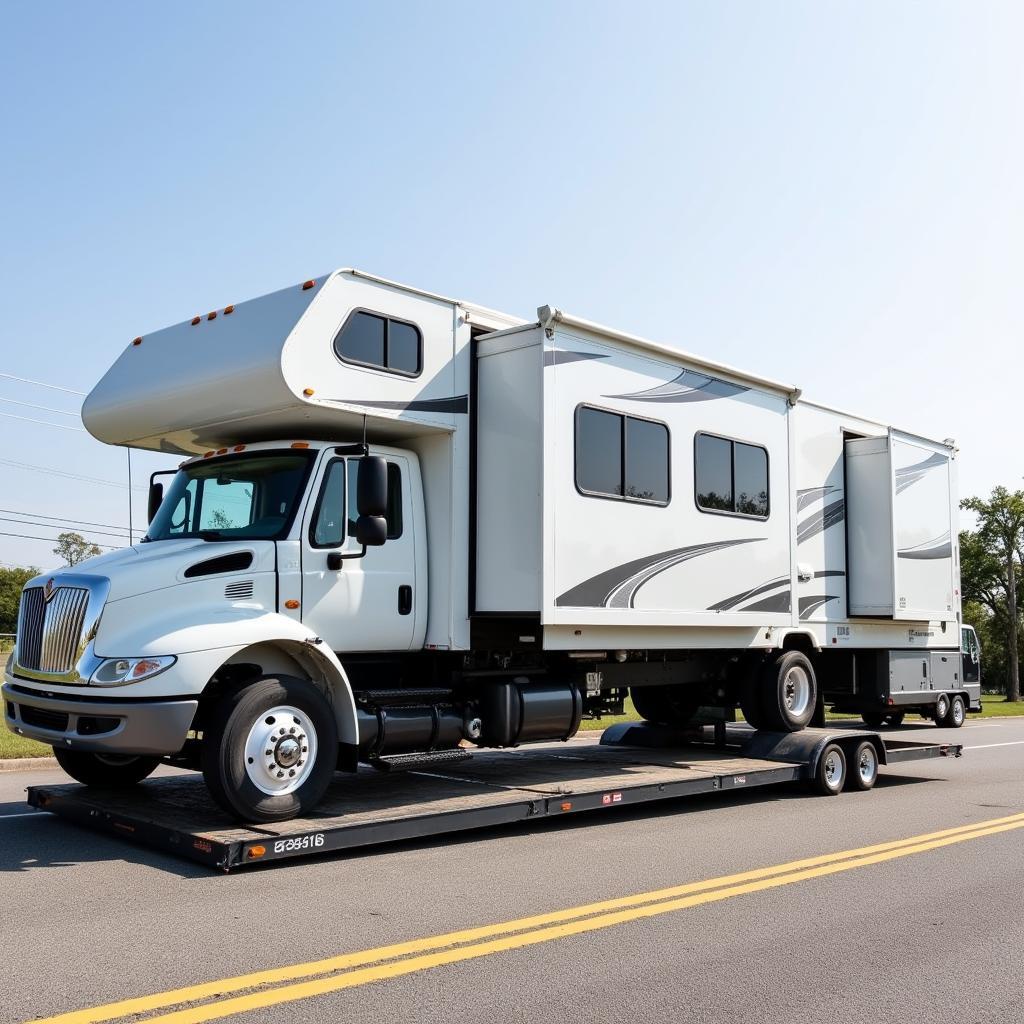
(91, 655, 176, 686)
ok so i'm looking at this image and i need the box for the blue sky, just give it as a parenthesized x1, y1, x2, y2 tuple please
(1, 1, 1021, 569)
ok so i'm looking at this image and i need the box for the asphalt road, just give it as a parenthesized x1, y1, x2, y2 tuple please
(3, 719, 1023, 1024)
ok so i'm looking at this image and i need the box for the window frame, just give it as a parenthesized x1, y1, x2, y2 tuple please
(308, 457, 405, 550)
(693, 430, 770, 520)
(332, 307, 424, 379)
(573, 403, 671, 507)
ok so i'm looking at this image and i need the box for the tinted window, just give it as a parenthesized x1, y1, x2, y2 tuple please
(625, 418, 669, 503)
(334, 310, 422, 376)
(695, 434, 733, 511)
(734, 443, 769, 516)
(576, 406, 669, 505)
(695, 433, 769, 518)
(312, 461, 346, 547)
(346, 461, 404, 541)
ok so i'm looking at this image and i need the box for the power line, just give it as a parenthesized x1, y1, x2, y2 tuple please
(0, 529, 122, 550)
(0, 372, 86, 396)
(0, 516, 130, 541)
(0, 410, 85, 432)
(0, 396, 81, 418)
(0, 508, 139, 533)
(0, 457, 147, 491)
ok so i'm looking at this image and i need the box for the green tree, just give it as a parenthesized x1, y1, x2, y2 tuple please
(960, 487, 1024, 702)
(0, 566, 38, 636)
(53, 531, 102, 567)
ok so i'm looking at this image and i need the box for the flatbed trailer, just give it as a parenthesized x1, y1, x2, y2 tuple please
(26, 726, 962, 872)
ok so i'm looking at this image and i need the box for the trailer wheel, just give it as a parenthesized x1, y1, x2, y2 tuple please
(885, 712, 905, 728)
(861, 712, 886, 729)
(630, 685, 702, 727)
(848, 740, 879, 791)
(934, 692, 951, 726)
(760, 652, 817, 732)
(812, 743, 846, 796)
(947, 694, 966, 729)
(52, 749, 161, 788)
(201, 675, 338, 823)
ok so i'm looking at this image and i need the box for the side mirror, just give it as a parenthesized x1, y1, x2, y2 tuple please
(356, 515, 387, 547)
(147, 482, 164, 523)
(357, 456, 388, 519)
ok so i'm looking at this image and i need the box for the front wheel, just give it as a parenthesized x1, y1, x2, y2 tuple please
(630, 685, 702, 728)
(201, 675, 338, 823)
(861, 712, 886, 729)
(53, 748, 161, 787)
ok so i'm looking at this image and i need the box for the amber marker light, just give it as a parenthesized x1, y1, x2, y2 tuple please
(303, 388, 315, 397)
(284, 599, 300, 610)
(191, 316, 201, 325)
(216, 448, 228, 455)
(290, 441, 310, 449)
(207, 311, 217, 321)
(247, 845, 266, 859)
(224, 305, 235, 314)
(233, 444, 246, 452)
(301, 279, 316, 290)
(132, 337, 143, 347)
(203, 451, 214, 458)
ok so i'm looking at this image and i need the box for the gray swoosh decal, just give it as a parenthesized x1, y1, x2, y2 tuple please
(604, 369, 748, 404)
(556, 539, 762, 609)
(897, 533, 952, 560)
(895, 452, 947, 494)
(543, 351, 610, 367)
(796, 486, 840, 512)
(741, 590, 792, 613)
(709, 575, 790, 612)
(796, 499, 845, 544)
(799, 594, 840, 616)
(330, 395, 469, 414)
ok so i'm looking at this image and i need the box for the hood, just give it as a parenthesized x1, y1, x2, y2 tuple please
(34, 539, 276, 603)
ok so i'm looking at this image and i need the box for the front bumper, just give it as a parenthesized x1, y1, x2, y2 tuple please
(2, 681, 197, 756)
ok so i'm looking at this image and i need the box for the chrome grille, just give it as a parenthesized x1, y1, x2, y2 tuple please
(17, 585, 90, 674)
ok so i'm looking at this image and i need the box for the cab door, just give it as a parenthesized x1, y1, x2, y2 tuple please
(300, 453, 417, 652)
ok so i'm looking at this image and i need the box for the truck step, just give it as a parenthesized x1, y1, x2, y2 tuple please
(370, 748, 474, 772)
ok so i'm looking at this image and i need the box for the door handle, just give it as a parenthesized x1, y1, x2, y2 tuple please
(398, 585, 413, 616)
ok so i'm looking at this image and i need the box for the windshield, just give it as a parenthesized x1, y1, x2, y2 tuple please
(146, 450, 316, 542)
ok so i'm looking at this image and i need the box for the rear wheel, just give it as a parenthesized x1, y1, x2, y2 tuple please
(848, 740, 879, 791)
(630, 685, 702, 728)
(934, 692, 951, 726)
(885, 712, 905, 728)
(812, 743, 846, 796)
(53, 748, 161, 788)
(760, 652, 817, 732)
(201, 675, 338, 823)
(947, 694, 966, 729)
(861, 712, 886, 729)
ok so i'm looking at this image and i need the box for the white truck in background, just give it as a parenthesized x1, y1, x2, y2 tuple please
(3, 269, 980, 823)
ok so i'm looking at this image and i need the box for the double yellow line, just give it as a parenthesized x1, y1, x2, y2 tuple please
(36, 811, 1024, 1024)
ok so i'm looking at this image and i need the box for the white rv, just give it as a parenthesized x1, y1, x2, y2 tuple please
(2, 269, 979, 822)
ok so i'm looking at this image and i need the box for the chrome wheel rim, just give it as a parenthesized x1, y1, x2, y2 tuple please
(952, 700, 964, 725)
(244, 705, 318, 796)
(783, 666, 812, 718)
(936, 695, 949, 720)
(823, 750, 843, 790)
(857, 745, 877, 785)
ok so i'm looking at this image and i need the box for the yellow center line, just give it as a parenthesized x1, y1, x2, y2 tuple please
(33, 811, 1024, 1024)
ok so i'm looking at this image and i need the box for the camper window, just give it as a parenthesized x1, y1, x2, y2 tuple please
(695, 432, 769, 519)
(575, 405, 669, 506)
(334, 309, 423, 377)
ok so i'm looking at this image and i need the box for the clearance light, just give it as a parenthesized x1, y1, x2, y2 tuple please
(207, 312, 217, 321)
(291, 441, 310, 449)
(203, 451, 214, 458)
(301, 279, 316, 290)
(247, 845, 266, 859)
(132, 337, 143, 347)
(191, 316, 201, 326)
(216, 448, 228, 455)
(303, 388, 315, 397)
(284, 599, 300, 610)
(224, 305, 235, 315)
(233, 444, 246, 452)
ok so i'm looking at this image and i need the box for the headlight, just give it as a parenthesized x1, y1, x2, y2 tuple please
(90, 656, 177, 686)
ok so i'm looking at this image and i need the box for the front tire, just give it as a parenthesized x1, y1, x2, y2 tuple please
(630, 685, 702, 728)
(861, 712, 886, 729)
(201, 675, 338, 823)
(760, 652, 817, 732)
(53, 748, 161, 787)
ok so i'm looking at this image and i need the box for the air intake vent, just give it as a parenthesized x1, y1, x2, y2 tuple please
(184, 552, 254, 579)
(224, 580, 255, 601)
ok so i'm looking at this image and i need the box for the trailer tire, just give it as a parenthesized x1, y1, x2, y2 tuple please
(53, 748, 161, 787)
(812, 743, 846, 796)
(760, 652, 817, 732)
(848, 740, 879, 791)
(934, 692, 951, 726)
(201, 675, 338, 824)
(947, 694, 966, 729)
(861, 712, 886, 729)
(630, 685, 702, 728)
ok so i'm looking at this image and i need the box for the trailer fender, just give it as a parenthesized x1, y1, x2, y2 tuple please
(740, 727, 888, 774)
(219, 640, 359, 750)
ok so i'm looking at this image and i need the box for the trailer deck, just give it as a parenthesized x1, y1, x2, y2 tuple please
(26, 726, 962, 871)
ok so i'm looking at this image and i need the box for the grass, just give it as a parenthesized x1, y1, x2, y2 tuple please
(0, 729, 52, 759)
